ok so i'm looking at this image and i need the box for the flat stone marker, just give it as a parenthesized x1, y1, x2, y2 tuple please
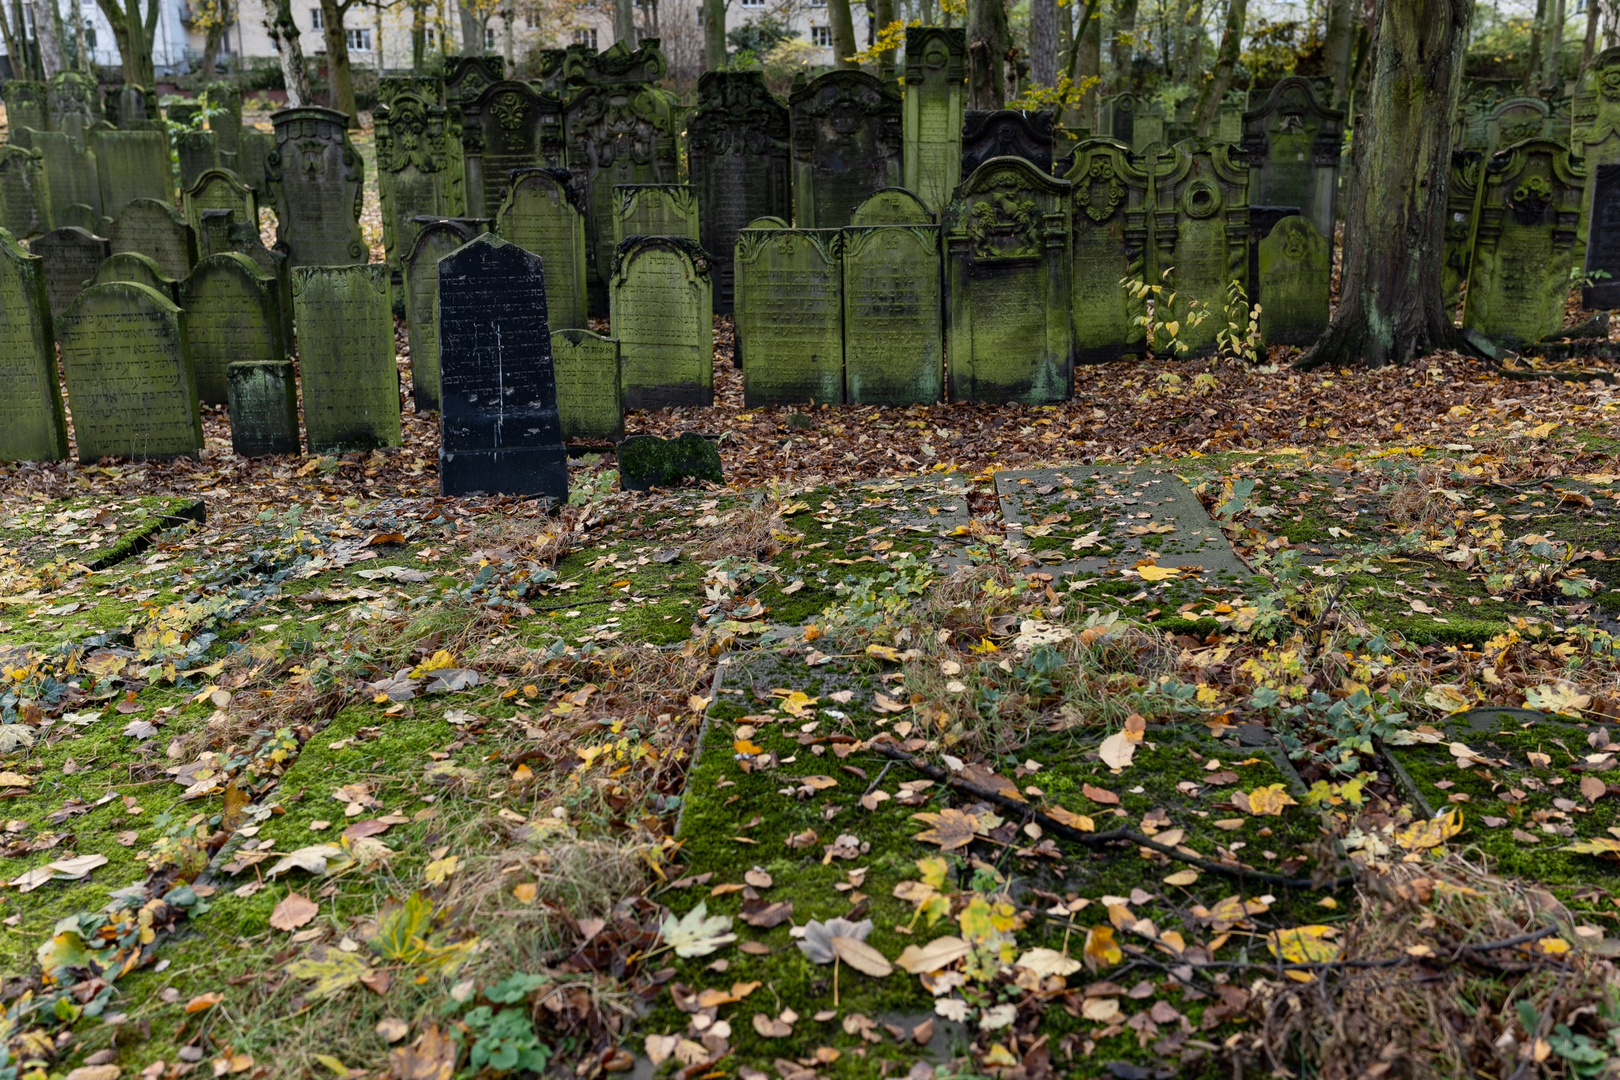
(293, 264, 401, 452)
(438, 234, 568, 499)
(1257, 215, 1330, 347)
(551, 328, 623, 442)
(29, 226, 109, 321)
(789, 71, 904, 229)
(90, 250, 178, 301)
(267, 107, 366, 267)
(735, 228, 844, 406)
(0, 228, 69, 461)
(611, 184, 698, 247)
(29, 129, 102, 223)
(180, 252, 287, 407)
(842, 224, 942, 405)
(849, 188, 935, 226)
(0, 146, 48, 239)
(92, 129, 174, 217)
(183, 168, 258, 252)
(495, 168, 589, 330)
(611, 236, 714, 409)
(227, 359, 301, 456)
(403, 219, 478, 414)
(56, 282, 202, 462)
(903, 27, 966, 213)
(109, 198, 197, 281)
(619, 432, 722, 491)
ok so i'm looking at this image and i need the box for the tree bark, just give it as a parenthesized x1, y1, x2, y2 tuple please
(30, 0, 64, 75)
(1030, 0, 1056, 86)
(0, 2, 25, 81)
(1299, 0, 1471, 368)
(96, 0, 158, 85)
(703, 0, 726, 69)
(459, 2, 484, 52)
(613, 0, 633, 47)
(874, 0, 896, 78)
(264, 0, 312, 105)
(319, 0, 357, 121)
(1192, 0, 1243, 134)
(1583, 0, 1600, 66)
(1542, 0, 1565, 90)
(1324, 0, 1353, 105)
(827, 0, 858, 67)
(411, 0, 425, 69)
(1109, 0, 1137, 90)
(1524, 0, 1546, 93)
(199, 0, 231, 78)
(1074, 0, 1101, 113)
(967, 0, 1007, 107)
(71, 0, 90, 71)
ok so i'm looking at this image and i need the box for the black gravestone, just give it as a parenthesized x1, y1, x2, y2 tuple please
(437, 234, 568, 499)
(960, 110, 1055, 179)
(1585, 163, 1620, 309)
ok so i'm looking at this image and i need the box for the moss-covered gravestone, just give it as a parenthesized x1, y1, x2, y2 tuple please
(551, 329, 623, 443)
(175, 130, 217, 192)
(943, 156, 1073, 403)
(1485, 97, 1555, 152)
(0, 145, 48, 240)
(735, 228, 844, 406)
(227, 360, 301, 456)
(403, 219, 478, 414)
(460, 80, 565, 218)
(903, 27, 965, 213)
(842, 224, 942, 404)
(1146, 139, 1251, 355)
(1578, 48, 1620, 306)
(611, 184, 698, 247)
(2, 82, 49, 147)
(1256, 215, 1330, 347)
(688, 71, 792, 314)
(1065, 138, 1151, 362)
(961, 109, 1055, 179)
(46, 71, 96, 139)
(292, 265, 401, 452)
(92, 129, 174, 218)
(1462, 139, 1583, 348)
(618, 432, 722, 491)
(610, 236, 713, 408)
(203, 81, 245, 164)
(495, 168, 589, 331)
(90, 250, 178, 301)
(109, 198, 197, 281)
(237, 128, 272, 194)
(1239, 78, 1344, 240)
(106, 83, 156, 129)
(267, 107, 366, 268)
(29, 226, 109, 321)
(789, 71, 903, 229)
(57, 282, 202, 462)
(438, 235, 568, 499)
(849, 188, 935, 226)
(1098, 92, 1161, 150)
(180, 253, 287, 407)
(29, 129, 101, 223)
(183, 168, 258, 252)
(376, 90, 453, 270)
(1443, 149, 1487, 310)
(0, 228, 69, 462)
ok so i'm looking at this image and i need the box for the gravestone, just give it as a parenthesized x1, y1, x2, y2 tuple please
(1256, 215, 1330, 346)
(175, 130, 217, 192)
(29, 226, 109, 320)
(445, 53, 507, 107)
(90, 251, 177, 301)
(180, 253, 287, 407)
(1217, 98, 1245, 143)
(165, 99, 202, 127)
(183, 168, 257, 248)
(30, 129, 102, 223)
(551, 329, 623, 442)
(734, 228, 844, 406)
(227, 360, 301, 456)
(1585, 162, 1620, 307)
(1145, 139, 1251, 355)
(610, 236, 713, 408)
(789, 71, 904, 229)
(92, 129, 174, 217)
(1443, 149, 1487, 309)
(960, 109, 1055, 178)
(1098, 93, 1165, 152)
(842, 224, 943, 404)
(903, 27, 966, 213)
(267, 107, 366, 267)
(292, 265, 401, 452)
(56, 282, 202, 461)
(403, 219, 478, 414)
(748, 216, 789, 228)
(0, 228, 69, 462)
(109, 198, 197, 280)
(376, 90, 454, 269)
(105, 83, 156, 129)
(47, 71, 97, 140)
(1065, 138, 1152, 361)
(3, 82, 49, 146)
(1579, 47, 1620, 305)
(619, 432, 722, 491)
(1463, 139, 1583, 347)
(1486, 97, 1554, 151)
(1240, 77, 1343, 240)
(849, 188, 935, 225)
(688, 70, 792, 314)
(203, 81, 244, 164)
(612, 184, 698, 246)
(237, 128, 272, 193)
(378, 75, 444, 107)
(199, 216, 294, 348)
(437, 235, 568, 499)
(495, 168, 589, 330)
(942, 156, 1073, 403)
(459, 80, 565, 218)
(0, 145, 49, 239)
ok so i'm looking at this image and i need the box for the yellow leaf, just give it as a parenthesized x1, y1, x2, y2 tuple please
(409, 650, 456, 677)
(512, 882, 538, 902)
(314, 1054, 350, 1076)
(1084, 925, 1122, 968)
(424, 856, 459, 884)
(1046, 805, 1095, 832)
(1136, 564, 1181, 582)
(916, 857, 949, 890)
(733, 739, 765, 755)
(1396, 808, 1464, 852)
(865, 644, 903, 662)
(0, 772, 31, 788)
(1163, 869, 1199, 887)
(1243, 784, 1297, 816)
(1538, 937, 1572, 956)
(1267, 925, 1339, 981)
(780, 691, 818, 718)
(1423, 684, 1473, 714)
(912, 808, 979, 851)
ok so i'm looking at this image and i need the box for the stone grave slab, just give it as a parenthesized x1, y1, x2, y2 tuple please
(1240, 78, 1344, 240)
(108, 198, 197, 281)
(175, 129, 217, 192)
(29, 129, 101, 223)
(2, 82, 49, 144)
(267, 107, 366, 267)
(903, 27, 966, 212)
(734, 228, 844, 406)
(106, 83, 156, 129)
(551, 328, 623, 443)
(0, 229, 69, 462)
(183, 168, 258, 252)
(495, 168, 589, 331)
(180, 253, 287, 407)
(29, 226, 109, 321)
(89, 250, 177, 301)
(203, 81, 245, 162)
(788, 71, 903, 229)
(56, 282, 202, 462)
(460, 80, 565, 218)
(292, 265, 401, 452)
(0, 496, 205, 570)
(1583, 161, 1620, 308)
(47, 71, 97, 140)
(1257, 215, 1330, 347)
(403, 219, 478, 414)
(92, 129, 174, 217)
(375, 90, 453, 270)
(197, 216, 294, 349)
(610, 236, 714, 409)
(611, 184, 698, 247)
(1065, 139, 1152, 362)
(960, 109, 1055, 178)
(841, 224, 942, 405)
(237, 128, 272, 193)
(227, 359, 302, 456)
(0, 146, 48, 239)
(848, 187, 935, 226)
(438, 235, 568, 499)
(1146, 139, 1250, 355)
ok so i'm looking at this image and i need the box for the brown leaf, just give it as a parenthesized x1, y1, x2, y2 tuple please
(269, 892, 319, 932)
(740, 899, 794, 928)
(1582, 775, 1607, 804)
(361, 967, 393, 995)
(912, 808, 979, 851)
(377, 1018, 410, 1044)
(342, 818, 393, 841)
(831, 936, 893, 977)
(912, 1018, 935, 1046)
(1082, 783, 1120, 806)
(753, 1013, 793, 1038)
(184, 992, 223, 1014)
(390, 1024, 456, 1080)
(744, 868, 773, 888)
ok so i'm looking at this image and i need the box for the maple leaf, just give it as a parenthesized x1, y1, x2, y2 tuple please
(659, 901, 736, 958)
(1084, 925, 1122, 968)
(373, 893, 477, 969)
(1267, 925, 1340, 982)
(798, 917, 874, 964)
(1395, 808, 1464, 852)
(1562, 837, 1620, 860)
(1241, 784, 1297, 816)
(912, 808, 979, 850)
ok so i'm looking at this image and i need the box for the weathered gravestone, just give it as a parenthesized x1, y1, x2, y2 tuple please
(267, 107, 366, 268)
(203, 81, 244, 165)
(1098, 93, 1166, 153)
(175, 130, 217, 192)
(90, 251, 177, 300)
(183, 168, 257, 248)
(0, 145, 48, 239)
(789, 71, 904, 229)
(1066, 138, 1152, 362)
(1486, 97, 1554, 151)
(1256, 215, 1330, 346)
(403, 219, 478, 414)
(1217, 97, 1246, 143)
(109, 198, 197, 280)
(612, 184, 698, 247)
(378, 75, 444, 108)
(47, 71, 97, 140)
(688, 71, 792, 314)
(1584, 162, 1620, 308)
(849, 188, 934, 225)
(292, 265, 401, 452)
(961, 109, 1055, 179)
(494, 168, 588, 331)
(438, 234, 568, 499)
(1463, 139, 1583, 347)
(376, 90, 454, 269)
(1146, 139, 1251, 355)
(29, 226, 109, 321)
(1579, 47, 1620, 306)
(459, 80, 564, 218)
(610, 236, 713, 408)
(56, 282, 202, 461)
(105, 83, 157, 129)
(29, 129, 101, 223)
(1240, 77, 1343, 241)
(237, 128, 272, 193)
(227, 360, 301, 456)
(3, 82, 49, 147)
(198, 216, 294, 349)
(942, 157, 1073, 403)
(0, 228, 69, 462)
(165, 99, 203, 127)
(551, 329, 623, 442)
(619, 432, 722, 491)
(180, 253, 287, 407)
(92, 128, 174, 217)
(1443, 149, 1487, 309)
(903, 27, 966, 213)
(735, 228, 844, 406)
(842, 224, 943, 404)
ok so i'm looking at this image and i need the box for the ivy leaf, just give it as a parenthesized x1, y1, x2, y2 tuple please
(286, 946, 371, 998)
(659, 901, 736, 958)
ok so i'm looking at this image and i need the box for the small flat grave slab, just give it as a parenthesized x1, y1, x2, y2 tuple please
(0, 496, 204, 570)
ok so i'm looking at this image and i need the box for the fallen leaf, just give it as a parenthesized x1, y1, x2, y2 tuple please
(896, 936, 971, 974)
(1015, 947, 1081, 979)
(1582, 775, 1607, 804)
(377, 1018, 410, 1044)
(1082, 783, 1119, 806)
(659, 902, 736, 958)
(1241, 784, 1297, 816)
(831, 936, 893, 977)
(1098, 730, 1136, 770)
(389, 1024, 456, 1080)
(270, 892, 319, 932)
(912, 808, 979, 851)
(184, 992, 223, 1013)
(752, 1013, 793, 1038)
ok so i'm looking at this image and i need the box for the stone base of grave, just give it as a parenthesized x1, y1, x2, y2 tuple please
(228, 360, 302, 457)
(439, 444, 568, 499)
(623, 384, 711, 410)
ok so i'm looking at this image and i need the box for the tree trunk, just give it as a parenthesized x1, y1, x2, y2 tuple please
(264, 0, 311, 105)
(703, 0, 725, 69)
(1299, 0, 1471, 368)
(1324, 0, 1353, 105)
(1542, 0, 1565, 90)
(1030, 0, 1056, 86)
(71, 0, 90, 71)
(1524, 0, 1546, 92)
(0, 3, 24, 81)
(502, 0, 513, 65)
(874, 0, 896, 78)
(30, 0, 63, 75)
(1192, 0, 1243, 134)
(1074, 0, 1101, 114)
(613, 0, 633, 47)
(459, 3, 483, 52)
(411, 0, 424, 70)
(1583, 0, 1600, 66)
(1109, 0, 1137, 90)
(96, 0, 155, 85)
(828, 0, 858, 67)
(967, 0, 1007, 107)
(320, 0, 356, 121)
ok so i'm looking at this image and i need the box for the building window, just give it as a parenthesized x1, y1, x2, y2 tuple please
(22, 5, 33, 38)
(572, 26, 596, 47)
(525, 10, 538, 27)
(346, 27, 371, 49)
(811, 24, 832, 45)
(740, 0, 765, 8)
(309, 6, 322, 28)
(484, 25, 496, 48)
(424, 26, 437, 47)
